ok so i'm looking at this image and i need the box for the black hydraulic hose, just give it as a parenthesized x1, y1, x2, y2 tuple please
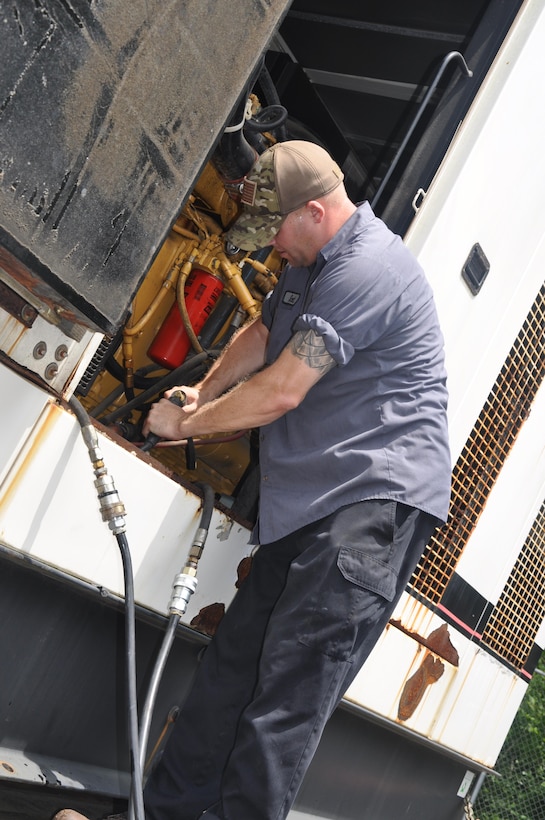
(140, 390, 197, 471)
(136, 482, 215, 776)
(118, 529, 146, 820)
(245, 105, 288, 133)
(106, 355, 166, 390)
(89, 363, 161, 419)
(256, 63, 288, 143)
(137, 616, 179, 771)
(140, 390, 187, 453)
(211, 59, 265, 182)
(212, 92, 257, 181)
(98, 350, 220, 425)
(196, 480, 215, 531)
(68, 395, 145, 820)
(68, 392, 92, 428)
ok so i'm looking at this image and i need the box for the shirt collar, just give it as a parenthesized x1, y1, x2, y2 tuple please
(319, 201, 375, 265)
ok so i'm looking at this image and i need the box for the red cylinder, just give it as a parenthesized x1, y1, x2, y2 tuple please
(148, 269, 224, 369)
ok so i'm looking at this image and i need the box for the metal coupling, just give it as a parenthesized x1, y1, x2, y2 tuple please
(169, 572, 198, 616)
(81, 423, 103, 466)
(94, 470, 127, 533)
(191, 527, 208, 554)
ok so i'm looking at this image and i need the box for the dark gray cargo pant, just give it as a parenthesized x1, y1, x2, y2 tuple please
(144, 499, 436, 820)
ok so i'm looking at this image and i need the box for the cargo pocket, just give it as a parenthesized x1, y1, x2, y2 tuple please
(337, 546, 398, 602)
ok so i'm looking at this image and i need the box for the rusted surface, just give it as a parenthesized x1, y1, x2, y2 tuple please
(0, 243, 93, 332)
(0, 278, 36, 327)
(235, 555, 253, 588)
(189, 556, 253, 634)
(390, 620, 459, 666)
(424, 623, 459, 666)
(394, 623, 459, 722)
(190, 602, 225, 636)
(398, 652, 445, 721)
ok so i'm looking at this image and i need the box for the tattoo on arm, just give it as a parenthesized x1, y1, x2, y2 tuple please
(288, 329, 336, 375)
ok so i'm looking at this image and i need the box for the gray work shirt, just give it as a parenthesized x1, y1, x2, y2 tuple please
(255, 202, 451, 544)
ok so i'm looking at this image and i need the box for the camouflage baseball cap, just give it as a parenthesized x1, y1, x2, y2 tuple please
(226, 140, 344, 251)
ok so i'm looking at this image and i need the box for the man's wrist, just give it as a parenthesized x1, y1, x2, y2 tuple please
(176, 414, 193, 441)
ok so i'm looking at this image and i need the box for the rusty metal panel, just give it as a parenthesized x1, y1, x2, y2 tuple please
(0, 0, 290, 333)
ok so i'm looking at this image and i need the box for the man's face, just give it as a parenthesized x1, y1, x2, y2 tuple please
(269, 205, 319, 267)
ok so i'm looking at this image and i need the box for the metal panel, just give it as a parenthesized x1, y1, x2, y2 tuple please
(0, 549, 203, 798)
(0, 0, 290, 334)
(0, 384, 251, 622)
(294, 705, 475, 820)
(0, 550, 479, 820)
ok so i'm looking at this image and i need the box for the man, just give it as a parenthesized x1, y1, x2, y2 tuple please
(56, 140, 451, 820)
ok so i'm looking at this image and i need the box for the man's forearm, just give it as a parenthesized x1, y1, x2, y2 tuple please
(142, 317, 270, 441)
(195, 317, 268, 404)
(177, 328, 334, 438)
(177, 367, 293, 438)
(143, 323, 332, 442)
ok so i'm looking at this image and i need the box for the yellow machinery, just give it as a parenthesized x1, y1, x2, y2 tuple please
(81, 157, 282, 500)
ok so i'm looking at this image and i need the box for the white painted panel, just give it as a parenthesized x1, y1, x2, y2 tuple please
(345, 595, 526, 766)
(0, 364, 49, 484)
(0, 391, 251, 625)
(406, 0, 545, 462)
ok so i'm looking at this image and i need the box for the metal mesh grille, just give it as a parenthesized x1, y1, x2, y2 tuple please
(482, 501, 545, 668)
(409, 282, 545, 606)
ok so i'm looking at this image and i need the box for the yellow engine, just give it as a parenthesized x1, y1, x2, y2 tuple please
(80, 154, 282, 505)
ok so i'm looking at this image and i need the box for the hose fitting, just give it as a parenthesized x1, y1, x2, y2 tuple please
(94, 467, 127, 534)
(69, 398, 128, 535)
(80, 422, 103, 466)
(167, 486, 214, 617)
(169, 571, 198, 616)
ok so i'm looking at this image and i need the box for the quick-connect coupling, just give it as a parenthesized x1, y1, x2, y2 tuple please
(94, 468, 127, 534)
(68, 396, 128, 536)
(169, 571, 198, 617)
(167, 483, 213, 618)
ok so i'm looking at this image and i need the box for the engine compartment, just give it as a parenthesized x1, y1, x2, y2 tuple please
(76, 140, 284, 514)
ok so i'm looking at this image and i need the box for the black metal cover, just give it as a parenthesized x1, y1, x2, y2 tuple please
(0, 0, 290, 333)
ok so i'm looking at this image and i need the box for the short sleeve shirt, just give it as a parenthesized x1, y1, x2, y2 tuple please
(255, 202, 451, 544)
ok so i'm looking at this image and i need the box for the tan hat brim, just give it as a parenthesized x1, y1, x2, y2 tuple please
(225, 210, 285, 252)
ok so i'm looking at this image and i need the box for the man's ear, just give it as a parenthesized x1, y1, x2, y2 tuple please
(306, 200, 326, 223)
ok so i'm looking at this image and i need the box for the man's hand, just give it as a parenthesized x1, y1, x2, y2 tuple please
(165, 384, 200, 408)
(142, 385, 197, 441)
